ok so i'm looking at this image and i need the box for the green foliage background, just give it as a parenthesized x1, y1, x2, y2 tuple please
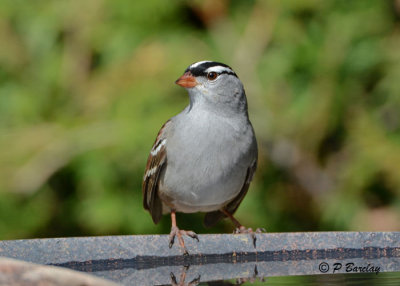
(0, 0, 399, 240)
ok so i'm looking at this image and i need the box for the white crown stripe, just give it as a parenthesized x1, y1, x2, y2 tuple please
(190, 61, 212, 69)
(205, 66, 234, 74)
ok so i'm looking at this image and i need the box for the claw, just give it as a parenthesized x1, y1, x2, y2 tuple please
(251, 232, 257, 248)
(234, 226, 265, 248)
(169, 236, 175, 248)
(185, 231, 199, 242)
(188, 275, 201, 286)
(170, 272, 178, 285)
(169, 226, 198, 254)
(169, 226, 178, 248)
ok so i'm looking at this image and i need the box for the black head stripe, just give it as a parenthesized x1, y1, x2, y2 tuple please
(217, 70, 237, 76)
(186, 61, 237, 77)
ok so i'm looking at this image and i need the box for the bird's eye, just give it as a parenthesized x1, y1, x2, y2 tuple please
(207, 72, 218, 81)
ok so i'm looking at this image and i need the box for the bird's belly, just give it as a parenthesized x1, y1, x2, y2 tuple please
(159, 112, 256, 213)
(160, 147, 249, 213)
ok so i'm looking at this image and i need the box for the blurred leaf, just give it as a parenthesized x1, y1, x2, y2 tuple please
(0, 0, 399, 240)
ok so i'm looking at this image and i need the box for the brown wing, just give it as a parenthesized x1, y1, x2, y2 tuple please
(142, 120, 170, 224)
(203, 158, 257, 228)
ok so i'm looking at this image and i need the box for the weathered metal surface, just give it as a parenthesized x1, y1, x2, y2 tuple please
(0, 257, 119, 286)
(0, 232, 399, 285)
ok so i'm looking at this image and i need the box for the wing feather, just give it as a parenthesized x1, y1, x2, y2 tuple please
(142, 120, 170, 224)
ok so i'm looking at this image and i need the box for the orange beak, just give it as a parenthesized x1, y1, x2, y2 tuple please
(175, 72, 198, 88)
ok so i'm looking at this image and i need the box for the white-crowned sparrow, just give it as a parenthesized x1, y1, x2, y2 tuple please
(142, 61, 258, 253)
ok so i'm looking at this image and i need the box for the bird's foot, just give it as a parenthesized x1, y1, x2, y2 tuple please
(236, 265, 265, 284)
(234, 226, 266, 248)
(169, 226, 199, 254)
(170, 265, 201, 286)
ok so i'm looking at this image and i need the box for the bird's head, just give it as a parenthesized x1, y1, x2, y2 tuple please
(175, 61, 247, 115)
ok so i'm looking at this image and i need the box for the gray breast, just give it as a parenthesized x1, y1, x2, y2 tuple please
(159, 110, 256, 213)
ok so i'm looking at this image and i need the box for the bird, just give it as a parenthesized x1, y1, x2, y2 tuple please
(142, 61, 259, 254)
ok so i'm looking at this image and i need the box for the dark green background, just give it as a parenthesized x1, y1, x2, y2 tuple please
(0, 0, 399, 240)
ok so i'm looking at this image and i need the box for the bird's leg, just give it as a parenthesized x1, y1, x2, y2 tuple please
(221, 209, 265, 248)
(168, 210, 199, 254)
